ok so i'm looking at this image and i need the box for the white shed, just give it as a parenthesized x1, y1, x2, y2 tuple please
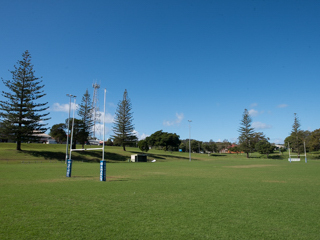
(131, 154, 148, 162)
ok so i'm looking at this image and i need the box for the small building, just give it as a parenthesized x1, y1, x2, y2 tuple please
(32, 132, 56, 144)
(274, 144, 285, 150)
(131, 154, 148, 162)
(88, 139, 101, 145)
(46, 139, 57, 144)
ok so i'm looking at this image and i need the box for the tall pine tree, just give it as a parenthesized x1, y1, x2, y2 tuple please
(112, 89, 137, 151)
(0, 51, 50, 150)
(291, 113, 302, 157)
(238, 109, 255, 158)
(77, 89, 94, 148)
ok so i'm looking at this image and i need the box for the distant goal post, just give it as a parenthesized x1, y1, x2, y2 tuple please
(288, 142, 307, 163)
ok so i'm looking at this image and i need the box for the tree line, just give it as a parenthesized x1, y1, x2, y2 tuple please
(237, 109, 320, 158)
(284, 113, 320, 155)
(1, 51, 319, 155)
(139, 109, 312, 159)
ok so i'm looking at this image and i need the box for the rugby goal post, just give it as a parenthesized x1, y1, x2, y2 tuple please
(288, 142, 307, 163)
(67, 88, 107, 181)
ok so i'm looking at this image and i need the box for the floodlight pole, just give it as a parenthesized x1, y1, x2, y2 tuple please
(65, 94, 76, 164)
(188, 120, 192, 162)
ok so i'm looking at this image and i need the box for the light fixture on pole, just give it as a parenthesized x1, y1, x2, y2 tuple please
(65, 94, 76, 164)
(188, 120, 192, 162)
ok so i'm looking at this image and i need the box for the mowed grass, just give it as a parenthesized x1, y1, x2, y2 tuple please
(1, 144, 320, 239)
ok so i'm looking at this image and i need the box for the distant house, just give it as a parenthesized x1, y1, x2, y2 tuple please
(0, 130, 57, 144)
(273, 144, 285, 150)
(226, 144, 243, 154)
(32, 132, 57, 144)
(88, 139, 104, 145)
(220, 148, 229, 154)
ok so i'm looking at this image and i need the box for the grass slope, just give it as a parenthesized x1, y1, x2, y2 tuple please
(1, 143, 320, 239)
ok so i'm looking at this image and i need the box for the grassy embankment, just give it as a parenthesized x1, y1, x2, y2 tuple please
(2, 142, 319, 163)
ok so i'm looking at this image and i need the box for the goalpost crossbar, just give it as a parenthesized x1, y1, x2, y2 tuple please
(71, 148, 103, 152)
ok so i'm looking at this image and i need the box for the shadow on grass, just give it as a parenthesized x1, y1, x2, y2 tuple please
(107, 178, 130, 182)
(267, 155, 285, 160)
(23, 150, 128, 163)
(250, 154, 285, 160)
(23, 150, 65, 161)
(210, 154, 227, 157)
(79, 151, 128, 162)
(70, 176, 130, 181)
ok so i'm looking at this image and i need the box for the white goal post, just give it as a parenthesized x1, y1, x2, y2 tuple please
(288, 142, 307, 163)
(66, 88, 107, 181)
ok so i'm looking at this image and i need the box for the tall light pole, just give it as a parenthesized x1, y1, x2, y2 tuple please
(65, 94, 76, 164)
(188, 120, 192, 162)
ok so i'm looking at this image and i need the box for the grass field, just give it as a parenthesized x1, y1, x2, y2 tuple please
(1, 143, 320, 239)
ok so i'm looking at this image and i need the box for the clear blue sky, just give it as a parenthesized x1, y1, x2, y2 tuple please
(1, 0, 320, 144)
